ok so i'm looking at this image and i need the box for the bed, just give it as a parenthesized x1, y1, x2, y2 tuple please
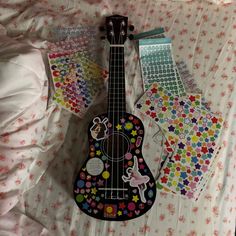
(0, 0, 236, 235)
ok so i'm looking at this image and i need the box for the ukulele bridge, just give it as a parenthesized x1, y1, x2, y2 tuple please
(99, 187, 129, 200)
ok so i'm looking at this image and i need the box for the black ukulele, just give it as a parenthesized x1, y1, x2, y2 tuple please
(73, 15, 156, 221)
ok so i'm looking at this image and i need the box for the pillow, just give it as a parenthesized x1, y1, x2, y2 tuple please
(0, 35, 46, 134)
(0, 35, 50, 216)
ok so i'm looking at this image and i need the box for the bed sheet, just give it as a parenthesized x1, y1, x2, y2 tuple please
(0, 0, 236, 235)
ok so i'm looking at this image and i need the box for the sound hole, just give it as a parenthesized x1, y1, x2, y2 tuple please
(102, 132, 130, 161)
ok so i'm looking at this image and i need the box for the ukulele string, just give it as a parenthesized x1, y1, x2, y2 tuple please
(111, 24, 116, 200)
(105, 23, 115, 200)
(119, 25, 125, 200)
(117, 22, 123, 200)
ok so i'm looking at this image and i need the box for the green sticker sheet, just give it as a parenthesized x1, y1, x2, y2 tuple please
(139, 38, 186, 96)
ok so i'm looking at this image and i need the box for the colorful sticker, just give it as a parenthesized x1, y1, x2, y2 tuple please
(48, 51, 106, 118)
(139, 38, 186, 96)
(135, 82, 202, 140)
(73, 114, 156, 220)
(90, 117, 108, 140)
(157, 110, 224, 199)
(122, 156, 150, 203)
(86, 158, 104, 176)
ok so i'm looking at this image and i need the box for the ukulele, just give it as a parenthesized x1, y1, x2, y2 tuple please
(73, 15, 156, 221)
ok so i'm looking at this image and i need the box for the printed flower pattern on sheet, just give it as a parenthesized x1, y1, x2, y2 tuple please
(0, 0, 236, 236)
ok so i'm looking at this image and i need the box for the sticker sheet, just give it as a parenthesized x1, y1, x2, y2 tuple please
(139, 38, 186, 96)
(135, 82, 202, 140)
(135, 82, 224, 200)
(48, 51, 106, 118)
(176, 60, 211, 111)
(157, 111, 223, 200)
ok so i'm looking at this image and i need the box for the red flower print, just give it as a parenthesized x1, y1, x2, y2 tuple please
(159, 214, 165, 221)
(167, 203, 175, 215)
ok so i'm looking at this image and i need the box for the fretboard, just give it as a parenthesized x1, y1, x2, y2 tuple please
(107, 46, 126, 122)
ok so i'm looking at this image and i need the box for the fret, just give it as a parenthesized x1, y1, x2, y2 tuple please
(110, 66, 124, 68)
(108, 93, 125, 95)
(107, 42, 126, 115)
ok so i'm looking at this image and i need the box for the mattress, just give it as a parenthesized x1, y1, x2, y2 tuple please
(0, 0, 236, 235)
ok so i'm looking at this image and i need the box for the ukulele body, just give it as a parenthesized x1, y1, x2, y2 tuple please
(73, 113, 156, 221)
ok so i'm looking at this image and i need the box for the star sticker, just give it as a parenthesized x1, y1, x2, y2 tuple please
(119, 202, 126, 209)
(183, 179, 189, 185)
(160, 176, 168, 183)
(132, 195, 139, 203)
(191, 156, 198, 163)
(191, 118, 197, 123)
(136, 104, 142, 109)
(116, 124, 122, 130)
(201, 147, 208, 154)
(195, 163, 201, 169)
(194, 177, 199, 182)
(161, 106, 167, 112)
(150, 112, 156, 118)
(178, 142, 185, 149)
(150, 106, 155, 111)
(179, 101, 185, 106)
(120, 118, 126, 123)
(180, 172, 187, 179)
(97, 179, 104, 186)
(131, 130, 137, 136)
(211, 117, 218, 123)
(168, 125, 175, 132)
(139, 164, 145, 169)
(82, 202, 89, 210)
(117, 210, 122, 216)
(163, 167, 170, 174)
(189, 95, 196, 102)
(208, 148, 214, 153)
(151, 87, 157, 94)
(208, 129, 215, 136)
(96, 150, 101, 156)
(181, 189, 187, 195)
(91, 187, 97, 195)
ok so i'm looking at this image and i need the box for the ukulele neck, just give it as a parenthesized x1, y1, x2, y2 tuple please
(107, 45, 126, 121)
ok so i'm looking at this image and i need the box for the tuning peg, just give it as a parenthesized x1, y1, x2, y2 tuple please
(128, 34, 134, 40)
(99, 26, 106, 32)
(129, 25, 134, 31)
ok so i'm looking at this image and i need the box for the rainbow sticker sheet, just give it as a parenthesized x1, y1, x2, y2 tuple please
(139, 38, 186, 96)
(135, 83, 202, 140)
(135, 82, 223, 200)
(48, 51, 106, 118)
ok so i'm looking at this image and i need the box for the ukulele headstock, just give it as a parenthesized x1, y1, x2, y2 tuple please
(105, 15, 128, 45)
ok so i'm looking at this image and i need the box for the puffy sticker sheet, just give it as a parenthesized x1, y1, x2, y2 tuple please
(139, 38, 186, 96)
(48, 51, 106, 118)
